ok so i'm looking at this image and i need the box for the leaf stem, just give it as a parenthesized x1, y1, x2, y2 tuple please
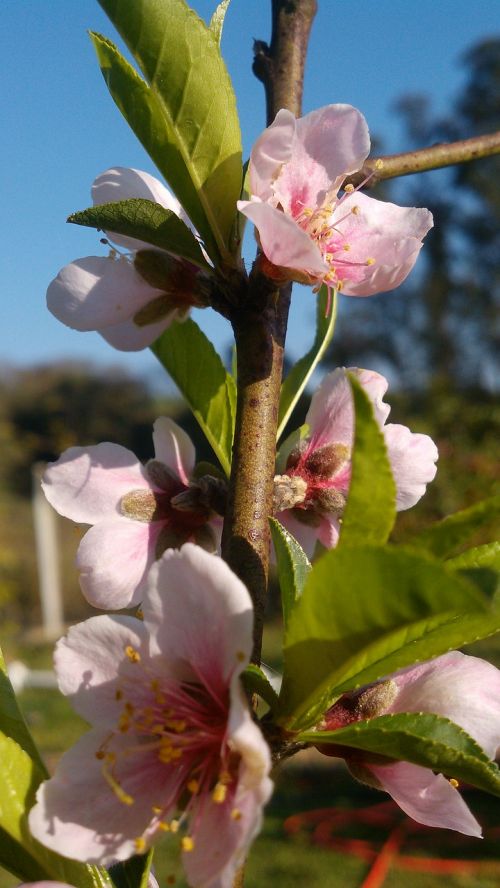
(344, 130, 500, 187)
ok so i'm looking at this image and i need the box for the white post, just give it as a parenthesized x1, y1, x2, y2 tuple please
(32, 463, 64, 639)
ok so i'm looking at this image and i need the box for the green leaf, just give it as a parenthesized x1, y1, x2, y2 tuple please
(277, 287, 337, 441)
(0, 647, 46, 774)
(279, 545, 498, 730)
(109, 848, 154, 888)
(209, 0, 231, 43)
(151, 318, 235, 475)
(69, 199, 211, 269)
(339, 373, 396, 546)
(447, 541, 500, 572)
(95, 0, 242, 260)
(241, 664, 280, 711)
(0, 731, 110, 887)
(270, 518, 311, 628)
(408, 494, 500, 558)
(301, 712, 500, 796)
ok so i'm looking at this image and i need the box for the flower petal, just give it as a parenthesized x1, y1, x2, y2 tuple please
(152, 417, 196, 484)
(92, 166, 191, 250)
(305, 367, 390, 451)
(54, 615, 149, 726)
(389, 651, 500, 760)
(99, 312, 176, 352)
(42, 443, 149, 524)
(248, 108, 296, 202)
(76, 517, 162, 609)
(237, 199, 327, 276)
(274, 104, 370, 213)
(368, 761, 482, 837)
(384, 424, 438, 510)
(144, 545, 253, 690)
(47, 255, 164, 332)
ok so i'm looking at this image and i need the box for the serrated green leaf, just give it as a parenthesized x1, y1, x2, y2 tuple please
(0, 647, 46, 774)
(96, 0, 242, 261)
(408, 494, 500, 558)
(270, 518, 311, 627)
(277, 287, 337, 441)
(209, 0, 230, 43)
(109, 848, 154, 888)
(279, 545, 498, 730)
(300, 712, 500, 796)
(339, 373, 396, 546)
(69, 199, 210, 269)
(151, 318, 235, 475)
(0, 731, 110, 887)
(242, 664, 280, 711)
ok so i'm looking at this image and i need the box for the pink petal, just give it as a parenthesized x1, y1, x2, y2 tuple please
(389, 652, 500, 760)
(237, 199, 327, 277)
(317, 516, 341, 549)
(144, 545, 253, 690)
(368, 761, 482, 837)
(248, 109, 296, 201)
(152, 417, 196, 484)
(383, 424, 438, 510)
(42, 443, 149, 524)
(275, 104, 370, 213)
(92, 166, 190, 251)
(28, 730, 176, 865)
(99, 311, 177, 351)
(76, 516, 162, 609)
(305, 367, 390, 451)
(46, 255, 165, 331)
(54, 615, 149, 726)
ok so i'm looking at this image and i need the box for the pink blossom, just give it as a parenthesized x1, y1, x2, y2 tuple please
(42, 417, 225, 609)
(317, 651, 500, 836)
(29, 545, 272, 886)
(274, 368, 438, 556)
(238, 105, 433, 296)
(47, 167, 209, 351)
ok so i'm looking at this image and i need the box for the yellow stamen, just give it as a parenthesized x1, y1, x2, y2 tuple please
(170, 819, 180, 833)
(134, 837, 146, 853)
(181, 836, 195, 853)
(152, 805, 163, 815)
(366, 257, 376, 265)
(212, 782, 227, 804)
(158, 821, 170, 832)
(231, 808, 242, 821)
(136, 608, 144, 620)
(165, 719, 186, 733)
(102, 764, 134, 806)
(351, 206, 360, 215)
(375, 159, 384, 170)
(344, 183, 355, 193)
(343, 243, 351, 251)
(449, 778, 459, 788)
(125, 645, 141, 663)
(187, 779, 200, 794)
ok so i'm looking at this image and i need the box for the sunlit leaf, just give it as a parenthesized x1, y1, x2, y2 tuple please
(270, 518, 311, 628)
(0, 647, 46, 774)
(279, 545, 498, 730)
(69, 199, 211, 268)
(152, 318, 235, 475)
(209, 0, 231, 43)
(408, 494, 500, 558)
(242, 664, 280, 711)
(339, 373, 396, 546)
(301, 712, 500, 796)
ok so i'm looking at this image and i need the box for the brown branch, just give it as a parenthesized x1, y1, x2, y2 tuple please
(221, 1, 317, 667)
(344, 130, 500, 188)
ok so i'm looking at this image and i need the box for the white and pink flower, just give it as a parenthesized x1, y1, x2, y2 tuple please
(42, 417, 225, 610)
(317, 651, 500, 836)
(47, 167, 209, 351)
(274, 368, 438, 556)
(29, 545, 273, 886)
(238, 105, 433, 296)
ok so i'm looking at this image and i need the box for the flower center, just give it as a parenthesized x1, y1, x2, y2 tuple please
(281, 441, 351, 523)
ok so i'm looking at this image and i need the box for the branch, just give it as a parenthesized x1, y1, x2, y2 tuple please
(344, 130, 500, 188)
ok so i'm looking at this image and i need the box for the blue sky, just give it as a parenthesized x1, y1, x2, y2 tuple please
(1, 0, 498, 388)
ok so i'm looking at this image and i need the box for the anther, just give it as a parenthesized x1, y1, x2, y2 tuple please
(181, 836, 195, 852)
(134, 837, 146, 853)
(125, 645, 141, 663)
(212, 783, 227, 804)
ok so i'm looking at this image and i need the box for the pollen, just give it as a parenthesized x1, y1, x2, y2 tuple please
(187, 779, 200, 794)
(343, 243, 351, 251)
(375, 158, 384, 170)
(212, 782, 227, 804)
(366, 257, 376, 265)
(181, 836, 195, 853)
(449, 778, 459, 788)
(170, 819, 180, 833)
(125, 645, 141, 663)
(351, 206, 360, 215)
(231, 808, 242, 821)
(344, 183, 355, 193)
(134, 837, 146, 853)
